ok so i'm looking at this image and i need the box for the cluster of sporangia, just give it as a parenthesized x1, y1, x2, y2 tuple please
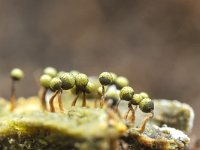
(9, 67, 154, 133)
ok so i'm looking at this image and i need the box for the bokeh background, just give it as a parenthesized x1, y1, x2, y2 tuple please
(0, 0, 200, 139)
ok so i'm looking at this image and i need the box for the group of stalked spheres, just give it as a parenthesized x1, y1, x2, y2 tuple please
(9, 67, 154, 132)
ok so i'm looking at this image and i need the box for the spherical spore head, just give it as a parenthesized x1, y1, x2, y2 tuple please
(75, 73, 89, 90)
(89, 76, 101, 89)
(57, 71, 66, 78)
(110, 72, 117, 84)
(59, 72, 75, 90)
(140, 92, 149, 99)
(99, 72, 113, 86)
(132, 93, 143, 105)
(115, 76, 129, 89)
(50, 77, 62, 91)
(10, 68, 24, 81)
(120, 86, 134, 101)
(70, 70, 80, 77)
(105, 88, 119, 101)
(43, 67, 57, 77)
(139, 98, 154, 113)
(85, 82, 95, 94)
(40, 74, 52, 88)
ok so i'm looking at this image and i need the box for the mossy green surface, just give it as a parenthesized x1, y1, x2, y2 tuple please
(0, 105, 122, 150)
(0, 97, 192, 150)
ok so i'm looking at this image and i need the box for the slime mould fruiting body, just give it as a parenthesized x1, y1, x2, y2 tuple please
(0, 67, 194, 150)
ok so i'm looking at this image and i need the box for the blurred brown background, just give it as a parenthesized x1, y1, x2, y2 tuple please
(0, 0, 200, 137)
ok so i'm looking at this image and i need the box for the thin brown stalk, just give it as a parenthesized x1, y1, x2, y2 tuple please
(71, 94, 79, 106)
(58, 90, 64, 112)
(10, 80, 16, 111)
(49, 90, 59, 112)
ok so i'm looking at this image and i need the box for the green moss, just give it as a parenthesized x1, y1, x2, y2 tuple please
(0, 106, 123, 150)
(0, 98, 192, 150)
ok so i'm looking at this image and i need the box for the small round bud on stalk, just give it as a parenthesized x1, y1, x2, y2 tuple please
(99, 72, 113, 108)
(70, 70, 79, 77)
(9, 68, 24, 111)
(57, 71, 66, 78)
(132, 94, 143, 105)
(39, 74, 52, 110)
(99, 72, 113, 86)
(139, 98, 154, 113)
(117, 86, 135, 122)
(59, 72, 75, 90)
(120, 86, 134, 101)
(110, 72, 117, 84)
(105, 88, 119, 107)
(137, 98, 154, 133)
(140, 92, 149, 99)
(75, 73, 88, 90)
(85, 77, 101, 100)
(43, 67, 57, 78)
(106, 89, 119, 101)
(85, 82, 95, 94)
(49, 77, 62, 112)
(115, 76, 129, 89)
(72, 73, 89, 107)
(10, 68, 24, 81)
(50, 77, 62, 91)
(40, 74, 52, 88)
